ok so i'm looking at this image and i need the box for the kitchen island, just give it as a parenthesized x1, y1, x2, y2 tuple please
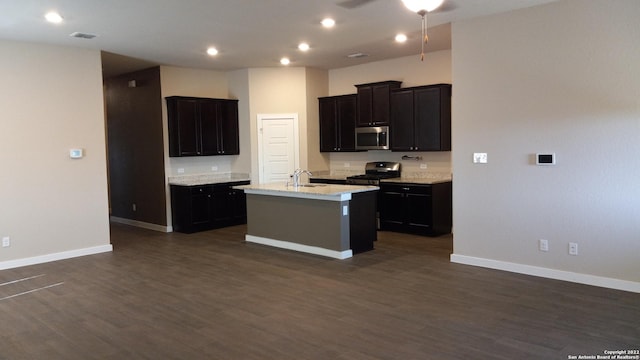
(234, 183, 378, 259)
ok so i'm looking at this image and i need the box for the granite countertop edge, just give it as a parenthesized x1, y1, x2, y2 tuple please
(168, 173, 251, 186)
(235, 183, 379, 199)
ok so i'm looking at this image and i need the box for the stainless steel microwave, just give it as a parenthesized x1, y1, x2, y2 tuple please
(355, 126, 389, 150)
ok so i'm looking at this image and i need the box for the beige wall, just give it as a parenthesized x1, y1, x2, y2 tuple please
(160, 65, 232, 177)
(246, 67, 309, 184)
(305, 68, 330, 173)
(326, 50, 453, 175)
(0, 40, 111, 266)
(329, 50, 452, 95)
(228, 69, 252, 175)
(451, 0, 640, 290)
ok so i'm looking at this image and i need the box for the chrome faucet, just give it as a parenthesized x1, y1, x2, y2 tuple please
(291, 169, 312, 187)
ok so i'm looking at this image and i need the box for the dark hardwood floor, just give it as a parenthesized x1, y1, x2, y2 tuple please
(1, 223, 638, 359)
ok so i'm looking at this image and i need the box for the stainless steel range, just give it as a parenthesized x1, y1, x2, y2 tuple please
(346, 161, 401, 185)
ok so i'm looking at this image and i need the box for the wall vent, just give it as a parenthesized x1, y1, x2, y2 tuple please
(69, 32, 97, 39)
(347, 52, 369, 58)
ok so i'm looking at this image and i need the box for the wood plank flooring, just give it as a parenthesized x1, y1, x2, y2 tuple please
(0, 223, 638, 359)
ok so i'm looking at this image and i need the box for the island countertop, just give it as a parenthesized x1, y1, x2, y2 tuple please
(234, 183, 378, 201)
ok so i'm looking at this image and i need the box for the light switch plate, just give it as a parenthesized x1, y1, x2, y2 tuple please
(473, 153, 488, 164)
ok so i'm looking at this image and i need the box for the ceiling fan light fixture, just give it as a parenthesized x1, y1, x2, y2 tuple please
(401, 0, 444, 62)
(401, 0, 444, 13)
(44, 11, 63, 24)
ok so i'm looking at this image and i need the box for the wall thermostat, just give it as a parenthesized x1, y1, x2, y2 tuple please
(70, 148, 84, 159)
(536, 153, 555, 165)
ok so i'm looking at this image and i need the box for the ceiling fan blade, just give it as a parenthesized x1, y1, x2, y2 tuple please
(431, 1, 457, 13)
(336, 0, 377, 9)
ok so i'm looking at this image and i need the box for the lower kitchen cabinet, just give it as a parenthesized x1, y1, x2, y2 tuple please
(170, 180, 249, 233)
(379, 181, 452, 236)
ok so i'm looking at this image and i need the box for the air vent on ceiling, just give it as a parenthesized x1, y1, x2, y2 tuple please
(347, 52, 369, 59)
(336, 0, 376, 9)
(69, 32, 97, 39)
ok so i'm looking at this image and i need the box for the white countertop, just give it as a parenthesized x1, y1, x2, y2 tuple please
(235, 183, 378, 202)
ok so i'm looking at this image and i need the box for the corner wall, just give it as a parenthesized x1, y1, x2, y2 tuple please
(451, 0, 640, 291)
(0, 40, 111, 268)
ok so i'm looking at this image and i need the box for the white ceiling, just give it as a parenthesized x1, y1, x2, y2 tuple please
(1, 0, 557, 77)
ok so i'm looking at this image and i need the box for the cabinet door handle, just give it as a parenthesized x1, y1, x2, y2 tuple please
(402, 187, 410, 191)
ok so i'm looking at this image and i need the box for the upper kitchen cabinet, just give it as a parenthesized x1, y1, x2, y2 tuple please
(355, 81, 402, 127)
(166, 96, 239, 157)
(319, 94, 358, 152)
(390, 84, 451, 151)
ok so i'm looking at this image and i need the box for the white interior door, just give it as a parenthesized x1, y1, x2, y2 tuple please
(257, 114, 299, 184)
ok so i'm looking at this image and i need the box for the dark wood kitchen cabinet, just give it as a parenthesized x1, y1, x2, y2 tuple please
(319, 94, 357, 152)
(390, 84, 451, 151)
(170, 180, 249, 233)
(166, 96, 239, 157)
(355, 81, 402, 127)
(379, 181, 451, 236)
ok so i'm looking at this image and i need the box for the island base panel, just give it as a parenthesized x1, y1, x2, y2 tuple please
(245, 194, 350, 252)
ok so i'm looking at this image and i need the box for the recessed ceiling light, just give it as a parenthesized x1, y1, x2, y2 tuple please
(395, 34, 408, 43)
(45, 11, 63, 24)
(280, 57, 290, 65)
(321, 18, 335, 28)
(298, 43, 310, 52)
(206, 47, 218, 56)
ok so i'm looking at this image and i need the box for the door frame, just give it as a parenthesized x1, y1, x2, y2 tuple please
(256, 113, 300, 184)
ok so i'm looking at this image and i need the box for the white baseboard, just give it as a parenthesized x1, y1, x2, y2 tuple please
(110, 216, 172, 233)
(0, 245, 113, 271)
(450, 254, 640, 294)
(246, 235, 353, 260)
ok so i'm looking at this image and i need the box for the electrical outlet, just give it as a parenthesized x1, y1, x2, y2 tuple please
(177, 168, 185, 174)
(211, 166, 218, 171)
(132, 203, 137, 212)
(473, 153, 488, 164)
(569, 242, 578, 256)
(420, 163, 427, 169)
(539, 239, 549, 252)
(2, 237, 10, 248)
(344, 162, 350, 168)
